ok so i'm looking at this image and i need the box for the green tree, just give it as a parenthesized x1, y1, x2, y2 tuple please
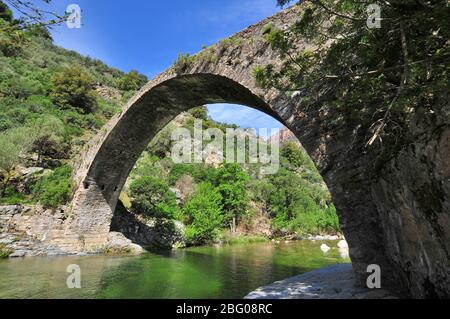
(116, 70, 148, 91)
(280, 142, 307, 171)
(183, 182, 223, 245)
(0, 19, 28, 56)
(213, 163, 250, 234)
(267, 169, 303, 222)
(262, 0, 450, 148)
(188, 106, 209, 121)
(50, 66, 97, 114)
(129, 176, 178, 219)
(0, 1, 13, 22)
(265, 167, 339, 236)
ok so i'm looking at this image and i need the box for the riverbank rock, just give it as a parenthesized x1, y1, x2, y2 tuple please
(245, 264, 398, 299)
(106, 232, 144, 255)
(320, 244, 331, 253)
(111, 202, 186, 249)
(0, 205, 84, 257)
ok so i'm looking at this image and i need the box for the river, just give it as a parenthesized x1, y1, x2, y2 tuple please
(0, 240, 350, 299)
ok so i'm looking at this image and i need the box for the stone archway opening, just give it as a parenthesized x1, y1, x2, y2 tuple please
(77, 74, 283, 214)
(69, 74, 288, 246)
(109, 101, 341, 251)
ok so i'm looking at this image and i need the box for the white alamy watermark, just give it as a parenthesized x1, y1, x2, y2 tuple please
(367, 264, 381, 289)
(171, 120, 280, 175)
(66, 4, 82, 29)
(367, 4, 382, 29)
(66, 264, 81, 289)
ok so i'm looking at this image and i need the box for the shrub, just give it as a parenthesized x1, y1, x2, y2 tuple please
(97, 98, 121, 119)
(183, 183, 223, 245)
(0, 187, 32, 205)
(0, 2, 13, 22)
(0, 22, 28, 57)
(266, 168, 341, 236)
(188, 106, 209, 121)
(116, 70, 147, 91)
(30, 115, 65, 162)
(50, 66, 97, 114)
(129, 176, 178, 219)
(33, 165, 73, 208)
(0, 126, 36, 196)
(213, 164, 250, 233)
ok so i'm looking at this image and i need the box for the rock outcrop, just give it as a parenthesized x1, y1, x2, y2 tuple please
(268, 126, 301, 146)
(0, 205, 145, 257)
(111, 203, 186, 249)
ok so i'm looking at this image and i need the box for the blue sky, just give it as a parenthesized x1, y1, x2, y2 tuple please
(28, 0, 285, 133)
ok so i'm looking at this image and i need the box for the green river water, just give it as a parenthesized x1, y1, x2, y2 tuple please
(0, 240, 350, 299)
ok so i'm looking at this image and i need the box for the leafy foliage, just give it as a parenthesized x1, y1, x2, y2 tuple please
(183, 183, 224, 245)
(50, 66, 98, 114)
(0, 1, 13, 22)
(264, 168, 338, 236)
(33, 165, 73, 208)
(260, 0, 450, 149)
(117, 70, 148, 91)
(0, 6, 141, 205)
(0, 243, 13, 258)
(213, 163, 250, 233)
(129, 176, 178, 219)
(0, 126, 36, 196)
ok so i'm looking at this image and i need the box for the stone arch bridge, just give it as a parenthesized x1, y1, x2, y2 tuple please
(45, 5, 448, 298)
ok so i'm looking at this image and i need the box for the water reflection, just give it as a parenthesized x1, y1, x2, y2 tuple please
(0, 240, 350, 299)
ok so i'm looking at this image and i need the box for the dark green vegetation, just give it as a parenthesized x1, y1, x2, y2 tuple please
(0, 1, 147, 207)
(124, 107, 340, 246)
(0, 240, 350, 298)
(259, 0, 449, 158)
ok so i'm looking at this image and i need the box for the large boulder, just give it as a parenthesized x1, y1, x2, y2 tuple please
(106, 232, 144, 255)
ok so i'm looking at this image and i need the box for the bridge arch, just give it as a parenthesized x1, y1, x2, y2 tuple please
(68, 65, 389, 292)
(80, 73, 282, 213)
(59, 3, 450, 298)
